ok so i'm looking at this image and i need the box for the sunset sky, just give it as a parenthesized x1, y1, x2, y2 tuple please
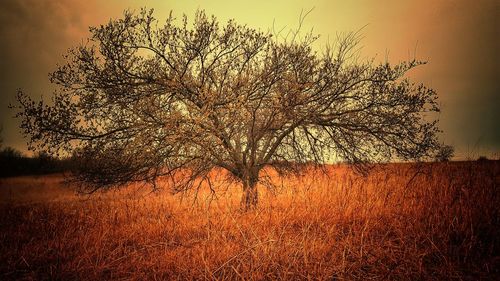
(0, 0, 498, 159)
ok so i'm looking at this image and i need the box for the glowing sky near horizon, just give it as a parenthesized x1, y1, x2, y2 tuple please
(0, 0, 498, 159)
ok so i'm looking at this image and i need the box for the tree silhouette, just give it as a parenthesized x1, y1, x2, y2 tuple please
(435, 144, 454, 162)
(13, 10, 441, 209)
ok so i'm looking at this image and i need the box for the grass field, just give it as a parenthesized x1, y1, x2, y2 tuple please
(0, 161, 498, 280)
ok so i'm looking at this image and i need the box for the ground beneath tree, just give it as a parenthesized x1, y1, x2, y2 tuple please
(0, 161, 498, 280)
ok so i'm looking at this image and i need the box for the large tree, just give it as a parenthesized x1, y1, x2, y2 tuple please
(13, 10, 441, 209)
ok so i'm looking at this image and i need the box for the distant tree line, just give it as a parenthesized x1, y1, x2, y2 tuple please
(0, 147, 76, 178)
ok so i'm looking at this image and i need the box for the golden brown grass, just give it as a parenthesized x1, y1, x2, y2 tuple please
(0, 161, 498, 280)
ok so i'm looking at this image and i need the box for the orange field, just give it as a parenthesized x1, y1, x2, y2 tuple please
(0, 161, 498, 280)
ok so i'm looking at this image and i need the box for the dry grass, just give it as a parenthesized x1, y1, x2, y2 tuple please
(0, 161, 498, 280)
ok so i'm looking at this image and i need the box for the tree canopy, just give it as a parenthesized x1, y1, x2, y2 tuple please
(13, 9, 442, 209)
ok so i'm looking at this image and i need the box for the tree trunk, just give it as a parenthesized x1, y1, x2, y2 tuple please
(241, 177, 258, 211)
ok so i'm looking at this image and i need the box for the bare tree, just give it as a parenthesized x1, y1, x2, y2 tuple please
(12, 9, 441, 210)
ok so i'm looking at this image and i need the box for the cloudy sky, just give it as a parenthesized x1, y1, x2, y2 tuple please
(0, 0, 498, 159)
